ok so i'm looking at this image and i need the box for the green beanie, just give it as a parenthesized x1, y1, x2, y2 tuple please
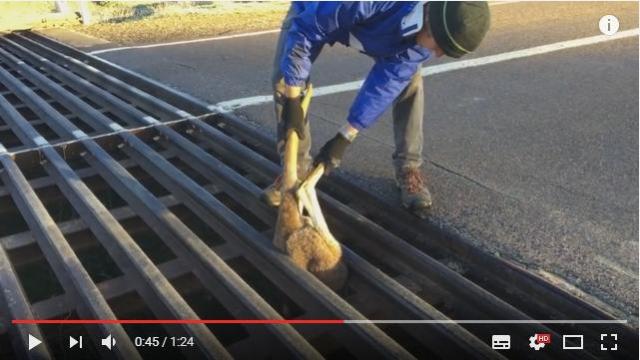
(427, 1, 491, 58)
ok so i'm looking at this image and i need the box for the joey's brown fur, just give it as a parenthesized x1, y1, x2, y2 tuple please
(273, 191, 347, 290)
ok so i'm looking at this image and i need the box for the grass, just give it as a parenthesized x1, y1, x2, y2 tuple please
(0, 1, 74, 32)
(0, 1, 288, 45)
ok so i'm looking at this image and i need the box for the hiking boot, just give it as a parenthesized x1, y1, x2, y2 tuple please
(396, 167, 432, 218)
(261, 175, 283, 207)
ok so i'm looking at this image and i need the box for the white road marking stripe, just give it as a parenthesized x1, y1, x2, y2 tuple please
(89, 29, 281, 55)
(215, 95, 272, 111)
(214, 29, 639, 111)
(489, 1, 522, 7)
(595, 255, 638, 280)
(88, 1, 517, 55)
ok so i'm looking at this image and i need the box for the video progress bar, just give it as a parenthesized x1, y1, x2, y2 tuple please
(345, 320, 629, 324)
(12, 319, 628, 325)
(12, 319, 343, 325)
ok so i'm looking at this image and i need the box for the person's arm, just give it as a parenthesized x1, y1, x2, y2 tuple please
(281, 2, 381, 92)
(314, 48, 429, 173)
(280, 2, 381, 138)
(347, 49, 426, 130)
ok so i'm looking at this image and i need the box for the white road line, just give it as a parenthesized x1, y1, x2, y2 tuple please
(88, 29, 281, 55)
(595, 255, 639, 280)
(213, 28, 639, 111)
(489, 1, 522, 7)
(88, 1, 519, 55)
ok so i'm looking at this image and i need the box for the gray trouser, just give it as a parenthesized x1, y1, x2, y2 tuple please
(272, 8, 424, 178)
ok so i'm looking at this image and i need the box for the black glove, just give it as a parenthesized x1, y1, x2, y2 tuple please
(313, 133, 351, 174)
(282, 96, 307, 140)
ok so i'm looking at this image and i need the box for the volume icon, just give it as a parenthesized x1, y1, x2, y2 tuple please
(101, 334, 116, 350)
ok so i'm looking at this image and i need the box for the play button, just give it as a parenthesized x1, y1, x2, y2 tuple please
(28, 334, 42, 350)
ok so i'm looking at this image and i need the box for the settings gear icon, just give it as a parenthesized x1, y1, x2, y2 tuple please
(529, 335, 545, 350)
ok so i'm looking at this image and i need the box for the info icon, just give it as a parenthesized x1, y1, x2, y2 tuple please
(599, 15, 619, 36)
(491, 335, 511, 350)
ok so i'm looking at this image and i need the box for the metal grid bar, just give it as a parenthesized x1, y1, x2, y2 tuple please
(0, 155, 139, 360)
(19, 28, 624, 330)
(0, 45, 324, 360)
(0, 68, 231, 360)
(0, 30, 633, 360)
(23, 27, 605, 324)
(0, 32, 485, 358)
(0, 30, 577, 358)
(0, 34, 440, 359)
(0, 244, 52, 359)
(0, 33, 416, 358)
(1, 29, 505, 359)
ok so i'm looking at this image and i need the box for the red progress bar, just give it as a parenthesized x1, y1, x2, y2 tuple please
(12, 319, 344, 325)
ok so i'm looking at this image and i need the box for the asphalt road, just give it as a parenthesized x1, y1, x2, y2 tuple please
(69, 2, 638, 323)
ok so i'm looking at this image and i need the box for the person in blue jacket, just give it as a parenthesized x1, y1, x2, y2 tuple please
(263, 1, 490, 218)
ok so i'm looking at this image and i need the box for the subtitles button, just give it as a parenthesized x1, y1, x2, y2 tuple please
(491, 335, 511, 350)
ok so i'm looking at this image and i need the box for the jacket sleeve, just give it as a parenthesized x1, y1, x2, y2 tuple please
(281, 2, 381, 86)
(347, 48, 426, 130)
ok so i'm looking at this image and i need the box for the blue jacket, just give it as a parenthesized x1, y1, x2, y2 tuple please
(281, 1, 432, 130)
